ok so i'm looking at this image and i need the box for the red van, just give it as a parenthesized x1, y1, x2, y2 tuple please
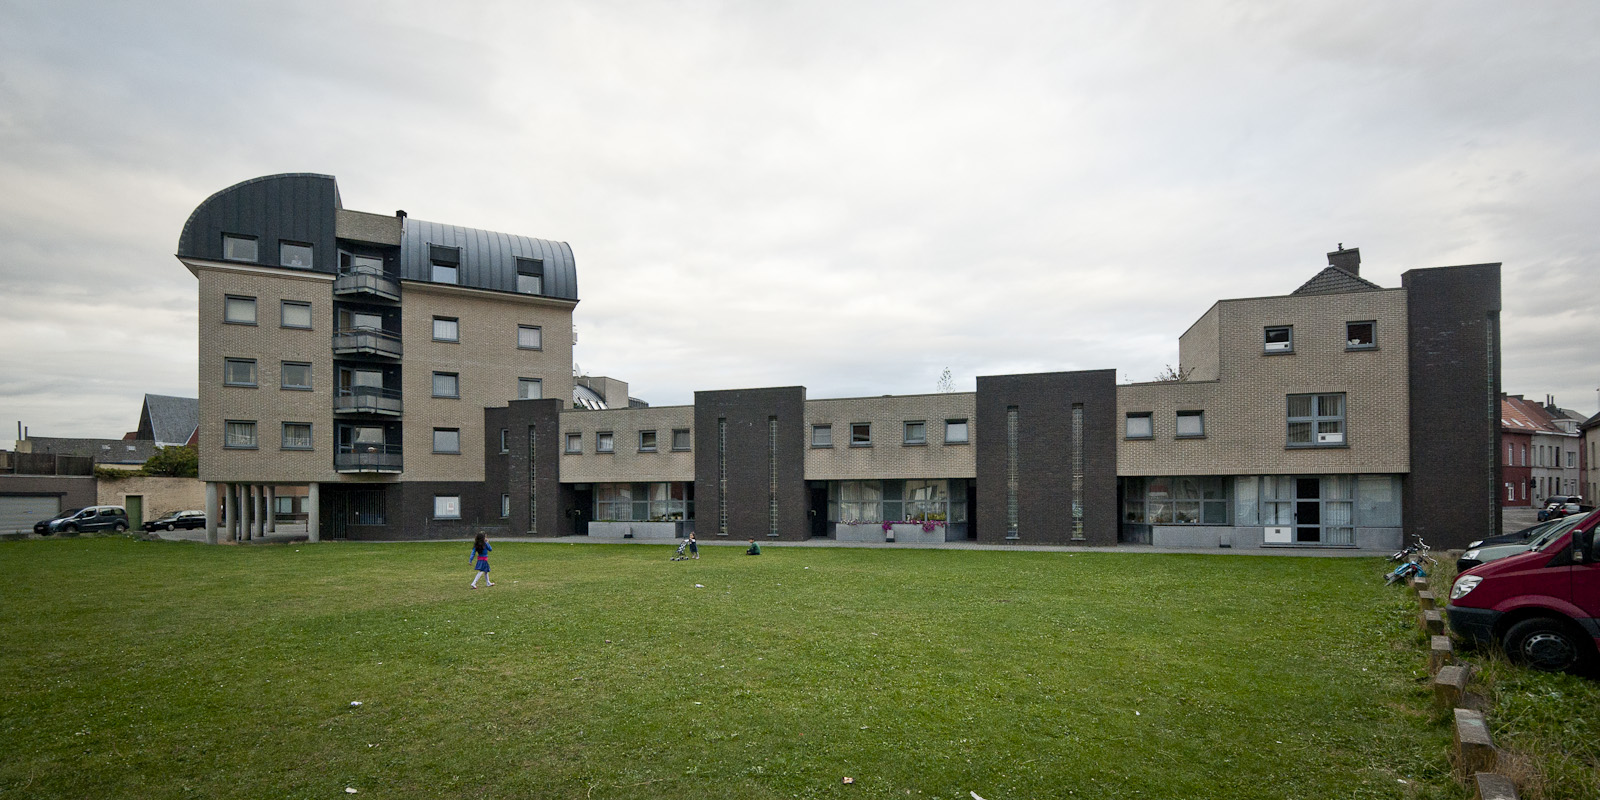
(1446, 509, 1600, 673)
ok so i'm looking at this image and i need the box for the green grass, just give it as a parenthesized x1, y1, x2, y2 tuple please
(0, 538, 1489, 799)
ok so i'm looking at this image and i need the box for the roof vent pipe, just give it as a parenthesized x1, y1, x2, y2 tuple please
(396, 210, 407, 220)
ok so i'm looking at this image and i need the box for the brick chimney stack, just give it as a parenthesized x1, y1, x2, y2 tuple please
(1327, 244, 1361, 276)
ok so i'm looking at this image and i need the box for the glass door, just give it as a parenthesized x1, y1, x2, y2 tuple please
(1295, 478, 1322, 543)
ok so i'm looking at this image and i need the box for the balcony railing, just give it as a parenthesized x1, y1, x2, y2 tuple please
(332, 326, 402, 359)
(333, 265, 401, 302)
(334, 385, 403, 416)
(335, 443, 403, 473)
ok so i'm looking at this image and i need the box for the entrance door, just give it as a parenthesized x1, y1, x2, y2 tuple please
(808, 486, 828, 537)
(571, 487, 593, 535)
(125, 496, 143, 531)
(1295, 478, 1321, 543)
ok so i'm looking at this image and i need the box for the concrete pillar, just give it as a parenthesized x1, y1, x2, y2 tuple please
(265, 486, 276, 534)
(307, 482, 321, 543)
(224, 484, 239, 543)
(204, 483, 219, 545)
(251, 485, 265, 539)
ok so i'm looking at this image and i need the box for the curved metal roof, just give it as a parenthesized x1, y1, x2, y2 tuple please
(401, 217, 578, 301)
(177, 173, 341, 269)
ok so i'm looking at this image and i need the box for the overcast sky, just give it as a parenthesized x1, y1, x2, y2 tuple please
(2, 1, 1597, 449)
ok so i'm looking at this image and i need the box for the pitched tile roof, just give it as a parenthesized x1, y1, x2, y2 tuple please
(1501, 395, 1563, 434)
(1291, 266, 1385, 296)
(139, 394, 199, 447)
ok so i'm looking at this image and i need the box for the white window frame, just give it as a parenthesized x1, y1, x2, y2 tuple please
(1264, 325, 1293, 354)
(433, 495, 461, 519)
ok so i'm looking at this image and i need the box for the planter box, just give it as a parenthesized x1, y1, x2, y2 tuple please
(834, 522, 949, 544)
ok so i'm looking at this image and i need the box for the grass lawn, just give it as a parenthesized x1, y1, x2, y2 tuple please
(0, 537, 1482, 799)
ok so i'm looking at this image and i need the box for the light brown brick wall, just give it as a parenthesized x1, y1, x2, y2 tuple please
(558, 405, 695, 483)
(196, 265, 574, 485)
(804, 393, 977, 480)
(401, 283, 573, 483)
(1119, 288, 1410, 476)
(98, 475, 206, 519)
(1179, 303, 1221, 381)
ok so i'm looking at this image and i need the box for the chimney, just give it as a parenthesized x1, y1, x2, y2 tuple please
(395, 209, 407, 220)
(1327, 244, 1360, 276)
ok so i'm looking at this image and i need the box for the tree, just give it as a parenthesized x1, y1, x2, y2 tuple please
(1153, 364, 1193, 383)
(141, 445, 199, 477)
(936, 367, 955, 393)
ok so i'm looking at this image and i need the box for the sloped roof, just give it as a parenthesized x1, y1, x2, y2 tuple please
(1501, 395, 1564, 434)
(140, 394, 199, 446)
(1581, 412, 1600, 432)
(1291, 266, 1384, 296)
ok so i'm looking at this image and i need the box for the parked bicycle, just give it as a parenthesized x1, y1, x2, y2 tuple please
(1385, 536, 1436, 585)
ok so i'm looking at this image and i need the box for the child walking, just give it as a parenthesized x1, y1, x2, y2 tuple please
(469, 533, 494, 588)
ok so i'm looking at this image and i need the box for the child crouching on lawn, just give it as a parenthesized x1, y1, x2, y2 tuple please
(470, 532, 494, 588)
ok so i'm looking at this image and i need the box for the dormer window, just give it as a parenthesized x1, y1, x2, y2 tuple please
(1264, 326, 1293, 354)
(516, 258, 543, 294)
(280, 241, 314, 269)
(222, 234, 258, 262)
(429, 244, 460, 284)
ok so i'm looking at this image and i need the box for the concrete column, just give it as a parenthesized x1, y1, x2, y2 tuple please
(265, 486, 276, 534)
(204, 482, 219, 545)
(224, 483, 238, 543)
(307, 482, 321, 543)
(251, 485, 265, 539)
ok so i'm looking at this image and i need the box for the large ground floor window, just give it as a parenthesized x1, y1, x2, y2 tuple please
(828, 479, 967, 524)
(1123, 476, 1229, 524)
(1121, 474, 1403, 546)
(593, 482, 693, 522)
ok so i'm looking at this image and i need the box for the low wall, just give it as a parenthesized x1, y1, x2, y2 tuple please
(587, 521, 682, 540)
(834, 522, 953, 544)
(1150, 525, 1403, 551)
(97, 475, 206, 521)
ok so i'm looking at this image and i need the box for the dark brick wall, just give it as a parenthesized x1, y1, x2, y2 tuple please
(1402, 263, 1502, 550)
(694, 387, 808, 540)
(975, 369, 1118, 545)
(0, 475, 98, 510)
(491, 398, 565, 536)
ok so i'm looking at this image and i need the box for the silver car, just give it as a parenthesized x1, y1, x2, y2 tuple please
(1457, 511, 1591, 572)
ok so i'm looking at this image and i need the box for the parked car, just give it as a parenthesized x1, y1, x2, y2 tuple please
(1469, 516, 1572, 549)
(1447, 509, 1600, 673)
(34, 506, 130, 535)
(143, 510, 206, 532)
(1537, 495, 1584, 521)
(1458, 513, 1588, 572)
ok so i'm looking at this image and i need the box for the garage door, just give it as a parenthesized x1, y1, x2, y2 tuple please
(0, 496, 61, 533)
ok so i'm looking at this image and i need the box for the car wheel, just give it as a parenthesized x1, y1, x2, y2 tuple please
(64, 523, 78, 533)
(113, 522, 128, 532)
(1504, 617, 1592, 673)
(166, 523, 175, 531)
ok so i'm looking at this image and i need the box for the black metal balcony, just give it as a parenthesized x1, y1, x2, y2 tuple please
(332, 326, 402, 359)
(335, 444, 403, 473)
(334, 386, 403, 416)
(333, 265, 401, 302)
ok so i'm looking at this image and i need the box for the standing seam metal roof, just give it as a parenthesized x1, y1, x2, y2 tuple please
(400, 218, 577, 301)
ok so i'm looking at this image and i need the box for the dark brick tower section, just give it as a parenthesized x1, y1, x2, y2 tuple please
(694, 387, 808, 541)
(1403, 263, 1502, 551)
(487, 398, 566, 536)
(975, 369, 1118, 545)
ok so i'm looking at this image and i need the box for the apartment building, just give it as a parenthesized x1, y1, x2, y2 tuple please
(178, 174, 575, 541)
(180, 175, 1502, 550)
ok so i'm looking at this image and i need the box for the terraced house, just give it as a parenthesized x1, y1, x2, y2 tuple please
(180, 174, 1502, 550)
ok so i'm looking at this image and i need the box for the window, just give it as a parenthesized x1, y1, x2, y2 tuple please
(517, 325, 542, 350)
(433, 317, 459, 342)
(282, 422, 313, 450)
(1345, 321, 1375, 350)
(500, 429, 509, 454)
(501, 494, 511, 518)
(281, 361, 312, 390)
(850, 423, 871, 447)
(1264, 325, 1293, 353)
(223, 358, 257, 387)
(945, 419, 969, 444)
(1125, 412, 1153, 439)
(432, 372, 459, 398)
(518, 378, 542, 400)
(565, 433, 582, 453)
(1568, 451, 1577, 469)
(1123, 476, 1229, 525)
(281, 301, 312, 329)
(516, 258, 543, 294)
(639, 430, 657, 452)
(1506, 443, 1513, 465)
(597, 432, 614, 453)
(1176, 410, 1205, 438)
(224, 295, 257, 325)
(1287, 393, 1346, 447)
(592, 482, 692, 522)
(811, 424, 833, 448)
(429, 244, 460, 284)
(672, 429, 691, 451)
(224, 421, 257, 449)
(433, 428, 461, 454)
(280, 241, 314, 269)
(222, 234, 258, 262)
(904, 421, 926, 445)
(433, 496, 461, 519)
